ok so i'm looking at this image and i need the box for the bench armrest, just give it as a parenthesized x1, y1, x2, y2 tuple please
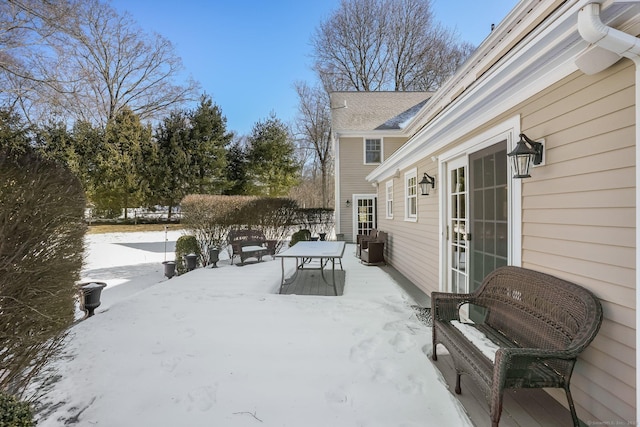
(431, 291, 477, 322)
(230, 241, 243, 254)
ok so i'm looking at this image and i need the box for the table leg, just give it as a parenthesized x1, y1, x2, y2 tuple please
(332, 258, 338, 296)
(279, 257, 285, 293)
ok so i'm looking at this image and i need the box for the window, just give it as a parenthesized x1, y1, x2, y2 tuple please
(386, 181, 393, 218)
(405, 169, 417, 220)
(365, 138, 382, 164)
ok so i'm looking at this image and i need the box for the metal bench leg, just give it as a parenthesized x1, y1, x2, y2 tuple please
(565, 384, 580, 427)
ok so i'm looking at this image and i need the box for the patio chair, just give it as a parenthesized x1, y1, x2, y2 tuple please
(356, 229, 378, 258)
(361, 231, 387, 265)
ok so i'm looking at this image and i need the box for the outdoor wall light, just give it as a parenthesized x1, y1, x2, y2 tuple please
(346, 199, 351, 207)
(419, 172, 436, 196)
(507, 133, 544, 178)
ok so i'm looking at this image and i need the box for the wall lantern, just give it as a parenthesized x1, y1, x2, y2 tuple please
(346, 199, 351, 207)
(419, 172, 436, 196)
(507, 133, 544, 178)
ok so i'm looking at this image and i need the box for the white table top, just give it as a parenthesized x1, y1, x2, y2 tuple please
(275, 241, 346, 258)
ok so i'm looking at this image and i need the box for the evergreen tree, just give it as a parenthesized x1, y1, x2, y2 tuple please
(153, 110, 191, 218)
(224, 137, 250, 195)
(0, 108, 31, 154)
(34, 120, 75, 167)
(95, 108, 152, 218)
(246, 115, 300, 196)
(71, 121, 105, 209)
(187, 94, 232, 194)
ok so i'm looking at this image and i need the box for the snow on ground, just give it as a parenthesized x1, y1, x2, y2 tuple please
(30, 231, 472, 427)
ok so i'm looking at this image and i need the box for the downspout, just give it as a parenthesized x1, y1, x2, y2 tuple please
(577, 3, 640, 422)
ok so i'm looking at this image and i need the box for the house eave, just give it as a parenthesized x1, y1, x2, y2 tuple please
(367, 0, 640, 183)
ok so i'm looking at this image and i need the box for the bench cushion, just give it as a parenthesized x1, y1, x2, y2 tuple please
(241, 245, 266, 253)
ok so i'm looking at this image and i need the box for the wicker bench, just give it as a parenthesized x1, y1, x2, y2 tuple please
(228, 229, 273, 265)
(431, 266, 603, 427)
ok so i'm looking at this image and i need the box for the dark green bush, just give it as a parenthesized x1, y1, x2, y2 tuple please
(0, 147, 85, 395)
(0, 392, 34, 427)
(175, 235, 201, 274)
(289, 229, 311, 247)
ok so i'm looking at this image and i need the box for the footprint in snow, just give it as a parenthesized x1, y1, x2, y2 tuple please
(349, 336, 382, 363)
(369, 360, 397, 384)
(324, 389, 349, 404)
(187, 385, 217, 412)
(397, 374, 426, 395)
(160, 356, 181, 373)
(389, 332, 415, 353)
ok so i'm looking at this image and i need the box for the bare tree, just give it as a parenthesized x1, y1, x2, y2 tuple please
(50, 0, 199, 124)
(0, 1, 77, 115)
(313, 0, 388, 91)
(0, 0, 198, 125)
(294, 81, 333, 208)
(312, 0, 473, 92)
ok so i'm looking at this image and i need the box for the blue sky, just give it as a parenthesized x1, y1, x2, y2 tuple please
(110, 0, 519, 136)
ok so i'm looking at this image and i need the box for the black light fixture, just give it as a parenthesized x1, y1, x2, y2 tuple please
(346, 199, 351, 207)
(418, 172, 436, 196)
(507, 133, 544, 178)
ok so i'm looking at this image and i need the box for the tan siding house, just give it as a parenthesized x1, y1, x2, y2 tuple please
(331, 92, 432, 242)
(332, 0, 638, 424)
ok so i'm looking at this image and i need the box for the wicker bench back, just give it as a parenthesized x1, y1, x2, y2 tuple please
(475, 267, 602, 354)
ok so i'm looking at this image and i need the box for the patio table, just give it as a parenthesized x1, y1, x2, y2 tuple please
(275, 241, 346, 296)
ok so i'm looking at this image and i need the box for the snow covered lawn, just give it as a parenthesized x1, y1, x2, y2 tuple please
(31, 231, 472, 426)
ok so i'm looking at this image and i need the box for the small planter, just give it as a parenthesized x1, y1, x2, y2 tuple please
(79, 282, 107, 317)
(184, 253, 198, 271)
(163, 260, 176, 278)
(319, 233, 327, 241)
(209, 248, 219, 268)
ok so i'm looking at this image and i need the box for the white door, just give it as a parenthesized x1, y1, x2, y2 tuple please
(446, 157, 469, 298)
(354, 195, 376, 238)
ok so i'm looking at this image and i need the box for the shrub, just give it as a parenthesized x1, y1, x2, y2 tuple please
(0, 392, 35, 427)
(244, 197, 298, 253)
(181, 195, 250, 264)
(175, 235, 201, 274)
(296, 208, 335, 237)
(181, 195, 300, 260)
(0, 148, 85, 396)
(289, 229, 311, 247)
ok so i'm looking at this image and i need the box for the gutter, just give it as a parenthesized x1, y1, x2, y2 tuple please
(577, 3, 640, 423)
(578, 3, 640, 58)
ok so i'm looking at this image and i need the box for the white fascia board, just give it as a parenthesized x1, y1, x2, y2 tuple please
(366, 0, 594, 184)
(333, 129, 409, 139)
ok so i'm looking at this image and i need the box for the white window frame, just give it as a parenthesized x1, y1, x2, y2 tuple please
(404, 168, 417, 221)
(385, 180, 393, 219)
(364, 138, 382, 164)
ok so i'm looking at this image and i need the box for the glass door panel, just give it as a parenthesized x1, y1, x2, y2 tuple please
(447, 159, 469, 304)
(356, 197, 376, 236)
(469, 142, 508, 323)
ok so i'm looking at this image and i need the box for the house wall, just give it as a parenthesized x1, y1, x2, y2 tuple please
(517, 59, 636, 424)
(377, 59, 636, 423)
(376, 159, 440, 293)
(338, 136, 408, 242)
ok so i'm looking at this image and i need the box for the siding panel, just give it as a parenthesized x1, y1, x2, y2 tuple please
(518, 62, 636, 423)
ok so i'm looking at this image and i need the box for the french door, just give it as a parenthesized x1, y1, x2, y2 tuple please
(445, 141, 508, 322)
(468, 142, 509, 294)
(446, 158, 469, 297)
(354, 195, 376, 237)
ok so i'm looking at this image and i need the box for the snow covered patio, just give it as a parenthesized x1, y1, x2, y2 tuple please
(29, 231, 576, 426)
